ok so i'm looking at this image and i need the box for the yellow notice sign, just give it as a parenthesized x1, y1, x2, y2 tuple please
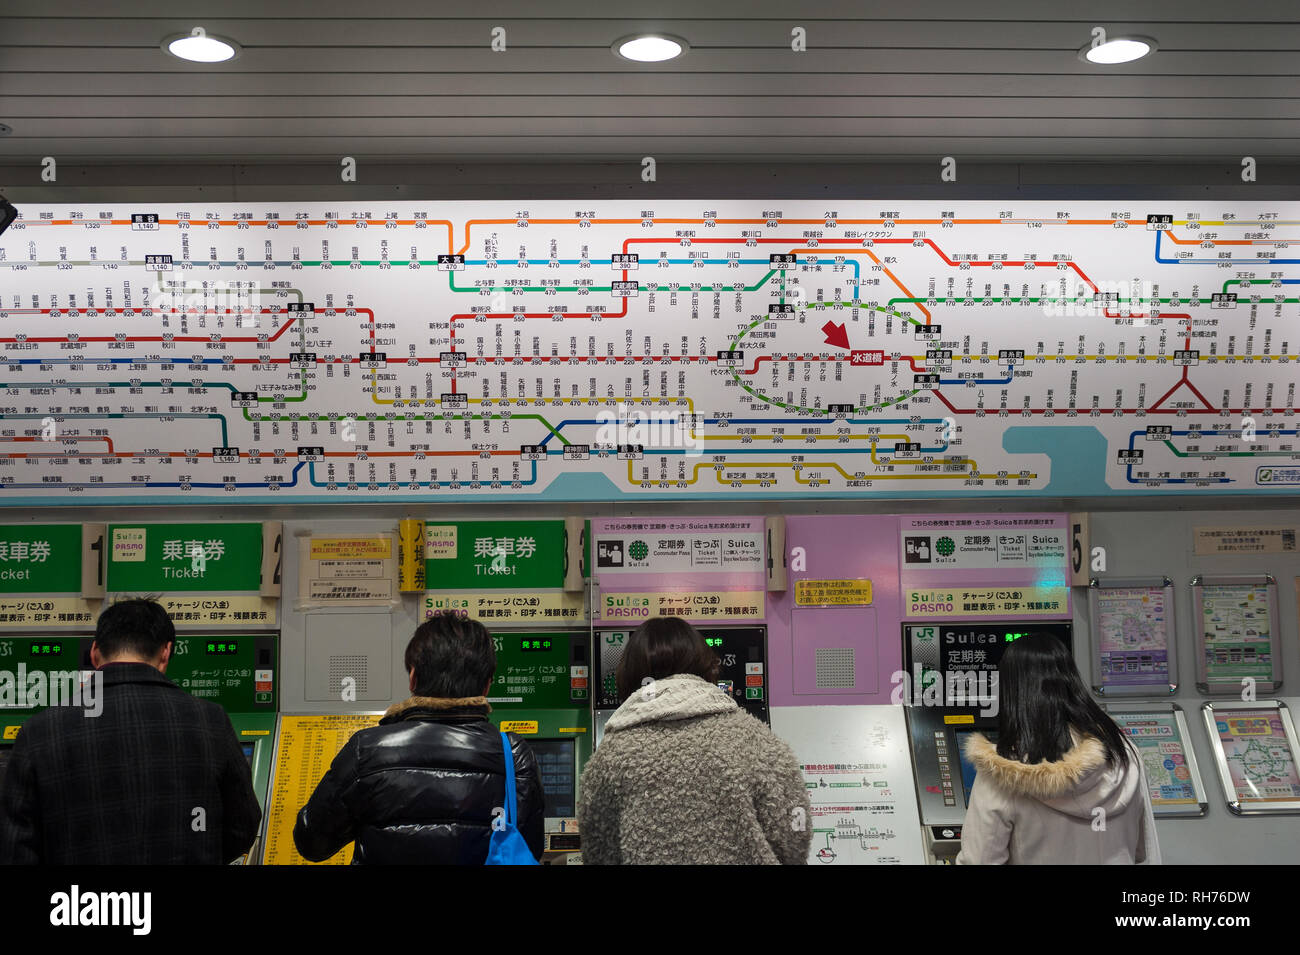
(0, 597, 98, 629)
(310, 538, 391, 560)
(501, 720, 538, 735)
(906, 586, 1067, 617)
(943, 714, 976, 725)
(263, 713, 382, 865)
(423, 590, 585, 623)
(599, 590, 765, 622)
(157, 594, 277, 627)
(3, 725, 20, 740)
(795, 579, 873, 607)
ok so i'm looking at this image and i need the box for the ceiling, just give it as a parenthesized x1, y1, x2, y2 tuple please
(2, 0, 1299, 164)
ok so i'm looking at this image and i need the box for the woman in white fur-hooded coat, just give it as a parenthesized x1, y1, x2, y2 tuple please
(577, 618, 812, 865)
(956, 633, 1161, 865)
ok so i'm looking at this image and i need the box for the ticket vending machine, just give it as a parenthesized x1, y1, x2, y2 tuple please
(158, 633, 279, 863)
(903, 621, 1073, 863)
(486, 630, 592, 862)
(0, 638, 93, 797)
(592, 625, 769, 745)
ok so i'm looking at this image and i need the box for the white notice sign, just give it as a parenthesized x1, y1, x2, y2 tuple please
(770, 705, 925, 865)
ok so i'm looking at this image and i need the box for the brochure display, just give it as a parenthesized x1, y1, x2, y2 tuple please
(1089, 577, 1177, 696)
(1201, 701, 1300, 815)
(1191, 575, 1281, 694)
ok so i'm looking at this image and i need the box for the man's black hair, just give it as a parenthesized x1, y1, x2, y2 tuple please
(94, 597, 176, 661)
(404, 613, 496, 698)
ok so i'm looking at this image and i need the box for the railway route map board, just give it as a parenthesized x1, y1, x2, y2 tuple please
(4, 200, 1300, 504)
(262, 713, 382, 865)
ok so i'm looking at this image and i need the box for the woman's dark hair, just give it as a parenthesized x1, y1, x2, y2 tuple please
(615, 616, 720, 702)
(94, 597, 176, 660)
(997, 632, 1130, 767)
(404, 613, 496, 698)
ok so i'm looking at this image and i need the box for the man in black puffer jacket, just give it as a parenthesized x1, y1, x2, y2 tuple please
(294, 613, 544, 864)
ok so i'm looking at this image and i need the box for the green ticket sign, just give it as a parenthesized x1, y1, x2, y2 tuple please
(425, 520, 569, 590)
(0, 525, 82, 594)
(107, 523, 263, 593)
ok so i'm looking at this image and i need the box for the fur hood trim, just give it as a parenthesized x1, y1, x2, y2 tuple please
(383, 695, 491, 719)
(605, 673, 736, 732)
(962, 731, 1109, 799)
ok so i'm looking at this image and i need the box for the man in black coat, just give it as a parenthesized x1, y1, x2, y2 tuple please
(0, 598, 261, 864)
(294, 613, 545, 864)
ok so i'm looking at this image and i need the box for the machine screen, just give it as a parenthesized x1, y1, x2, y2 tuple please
(956, 729, 999, 807)
(528, 739, 577, 819)
(240, 742, 255, 767)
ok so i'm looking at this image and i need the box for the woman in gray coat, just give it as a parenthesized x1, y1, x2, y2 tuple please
(577, 617, 812, 864)
(956, 632, 1161, 865)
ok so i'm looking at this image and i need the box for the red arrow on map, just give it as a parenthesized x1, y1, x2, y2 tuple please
(821, 321, 850, 350)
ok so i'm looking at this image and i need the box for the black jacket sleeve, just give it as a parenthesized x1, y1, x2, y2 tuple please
(509, 735, 546, 861)
(216, 715, 263, 863)
(294, 736, 362, 862)
(0, 728, 41, 865)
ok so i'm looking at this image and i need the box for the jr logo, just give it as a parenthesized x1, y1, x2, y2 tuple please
(605, 633, 626, 645)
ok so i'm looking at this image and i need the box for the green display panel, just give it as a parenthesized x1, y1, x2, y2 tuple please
(107, 523, 263, 593)
(0, 526, 82, 593)
(0, 636, 91, 711)
(490, 630, 587, 708)
(425, 520, 570, 589)
(170, 633, 278, 711)
(0, 634, 275, 713)
(488, 629, 592, 850)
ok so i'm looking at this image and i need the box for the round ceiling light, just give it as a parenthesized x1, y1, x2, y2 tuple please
(164, 27, 239, 63)
(613, 35, 687, 63)
(1080, 36, 1156, 65)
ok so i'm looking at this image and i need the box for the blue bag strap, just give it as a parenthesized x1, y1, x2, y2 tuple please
(499, 731, 518, 827)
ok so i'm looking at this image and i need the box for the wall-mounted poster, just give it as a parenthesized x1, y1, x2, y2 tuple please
(295, 534, 398, 611)
(1191, 575, 1281, 694)
(1201, 702, 1300, 815)
(1089, 577, 1177, 696)
(1105, 704, 1207, 817)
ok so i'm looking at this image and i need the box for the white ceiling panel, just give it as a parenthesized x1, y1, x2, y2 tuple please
(1, 1, 1297, 162)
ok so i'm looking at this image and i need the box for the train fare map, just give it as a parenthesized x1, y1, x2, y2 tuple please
(2, 200, 1300, 503)
(1215, 712, 1300, 805)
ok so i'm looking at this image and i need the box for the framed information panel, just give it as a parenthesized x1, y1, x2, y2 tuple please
(1191, 575, 1281, 694)
(1201, 701, 1300, 815)
(262, 712, 384, 864)
(1089, 577, 1177, 696)
(1104, 703, 1207, 817)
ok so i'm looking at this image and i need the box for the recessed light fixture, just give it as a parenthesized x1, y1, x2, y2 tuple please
(163, 27, 240, 63)
(1079, 36, 1156, 65)
(0, 123, 12, 136)
(613, 34, 687, 63)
